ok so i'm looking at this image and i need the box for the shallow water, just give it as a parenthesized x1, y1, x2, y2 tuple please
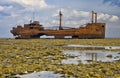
(15, 71, 66, 78)
(64, 44, 120, 50)
(62, 50, 120, 64)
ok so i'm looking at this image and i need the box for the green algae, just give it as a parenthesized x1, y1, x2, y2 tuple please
(0, 39, 120, 78)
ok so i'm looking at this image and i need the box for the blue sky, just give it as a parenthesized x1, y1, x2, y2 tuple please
(0, 0, 120, 38)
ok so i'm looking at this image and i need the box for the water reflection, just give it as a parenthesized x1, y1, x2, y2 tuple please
(62, 50, 120, 64)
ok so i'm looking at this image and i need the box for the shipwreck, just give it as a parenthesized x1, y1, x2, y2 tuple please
(10, 11, 106, 39)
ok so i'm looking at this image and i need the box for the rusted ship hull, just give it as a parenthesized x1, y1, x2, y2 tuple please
(11, 23, 105, 39)
(39, 24, 105, 39)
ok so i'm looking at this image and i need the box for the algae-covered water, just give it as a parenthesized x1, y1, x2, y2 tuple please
(0, 39, 120, 78)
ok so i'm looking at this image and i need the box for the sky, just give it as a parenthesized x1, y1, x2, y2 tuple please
(0, 0, 120, 38)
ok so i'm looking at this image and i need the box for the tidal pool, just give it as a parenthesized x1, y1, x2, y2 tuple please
(62, 50, 120, 64)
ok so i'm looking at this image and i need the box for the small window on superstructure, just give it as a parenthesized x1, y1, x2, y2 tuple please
(102, 25, 104, 28)
(30, 27, 33, 29)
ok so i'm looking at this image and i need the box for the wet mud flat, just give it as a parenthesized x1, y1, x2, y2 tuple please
(0, 39, 120, 78)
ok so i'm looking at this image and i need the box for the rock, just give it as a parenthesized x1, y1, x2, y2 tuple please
(106, 54, 113, 58)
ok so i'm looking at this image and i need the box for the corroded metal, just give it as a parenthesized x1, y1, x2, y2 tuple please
(10, 11, 106, 39)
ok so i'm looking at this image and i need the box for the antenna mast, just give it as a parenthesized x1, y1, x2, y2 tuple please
(59, 10, 63, 30)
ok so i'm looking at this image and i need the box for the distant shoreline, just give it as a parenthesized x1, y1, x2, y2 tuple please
(0, 38, 120, 39)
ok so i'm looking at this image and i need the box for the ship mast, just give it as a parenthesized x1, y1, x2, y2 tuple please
(59, 10, 63, 30)
(92, 11, 94, 23)
(92, 11, 97, 23)
(95, 12, 97, 23)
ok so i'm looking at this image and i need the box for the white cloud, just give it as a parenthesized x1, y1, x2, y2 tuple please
(72, 10, 90, 17)
(109, 15, 119, 22)
(0, 6, 4, 11)
(98, 13, 111, 20)
(10, 0, 50, 9)
(65, 9, 90, 18)
(82, 11, 90, 17)
(0, 5, 13, 11)
(10, 13, 18, 17)
(98, 13, 119, 22)
(53, 8, 90, 18)
(52, 20, 58, 24)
